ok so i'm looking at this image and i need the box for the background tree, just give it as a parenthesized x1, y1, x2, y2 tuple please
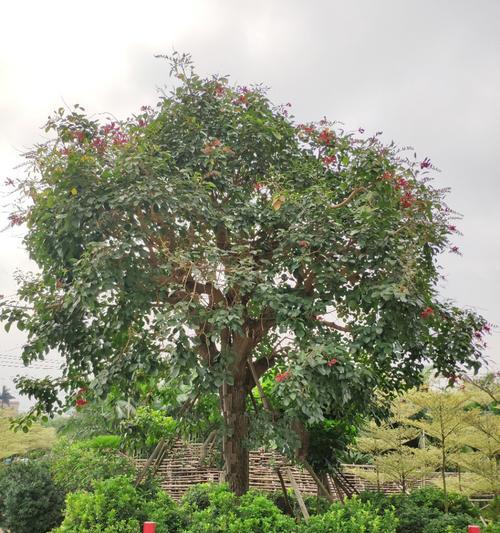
(0, 53, 488, 495)
(0, 386, 14, 408)
(350, 399, 439, 492)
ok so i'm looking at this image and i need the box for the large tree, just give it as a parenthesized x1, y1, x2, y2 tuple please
(1, 54, 488, 494)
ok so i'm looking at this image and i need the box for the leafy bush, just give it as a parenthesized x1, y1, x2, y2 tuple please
(181, 483, 297, 532)
(51, 438, 135, 492)
(421, 512, 480, 533)
(53, 475, 182, 533)
(405, 486, 479, 518)
(0, 460, 65, 533)
(302, 496, 398, 532)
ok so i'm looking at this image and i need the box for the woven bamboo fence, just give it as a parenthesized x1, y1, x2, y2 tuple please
(136, 442, 469, 501)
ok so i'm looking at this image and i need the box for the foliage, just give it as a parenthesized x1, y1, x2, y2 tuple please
(1, 52, 488, 494)
(121, 405, 178, 454)
(50, 438, 135, 493)
(359, 487, 482, 533)
(0, 460, 65, 533)
(300, 497, 398, 532)
(181, 485, 297, 532)
(0, 408, 56, 459)
(53, 475, 181, 533)
(421, 513, 479, 533)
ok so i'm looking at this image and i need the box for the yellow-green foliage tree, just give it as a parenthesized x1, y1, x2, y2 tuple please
(0, 409, 56, 459)
(351, 400, 439, 493)
(406, 389, 473, 512)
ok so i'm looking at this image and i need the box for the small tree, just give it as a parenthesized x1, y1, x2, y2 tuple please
(0, 386, 14, 408)
(406, 389, 473, 512)
(0, 53, 487, 495)
(351, 400, 438, 492)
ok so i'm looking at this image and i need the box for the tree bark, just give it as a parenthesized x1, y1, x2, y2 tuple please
(221, 376, 249, 495)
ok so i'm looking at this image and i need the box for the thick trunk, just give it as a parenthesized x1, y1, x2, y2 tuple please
(221, 377, 249, 495)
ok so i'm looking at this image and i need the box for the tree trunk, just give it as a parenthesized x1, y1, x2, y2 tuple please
(221, 377, 249, 495)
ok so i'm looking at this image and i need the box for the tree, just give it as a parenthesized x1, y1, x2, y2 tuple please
(0, 386, 14, 408)
(406, 389, 477, 512)
(350, 399, 439, 492)
(0, 53, 487, 495)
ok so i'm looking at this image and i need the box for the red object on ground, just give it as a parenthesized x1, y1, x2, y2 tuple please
(468, 526, 481, 533)
(143, 522, 156, 533)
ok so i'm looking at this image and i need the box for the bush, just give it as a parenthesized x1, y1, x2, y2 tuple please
(181, 483, 297, 532)
(51, 437, 135, 492)
(301, 497, 398, 533)
(422, 513, 480, 533)
(405, 486, 479, 518)
(0, 460, 65, 533)
(53, 475, 182, 533)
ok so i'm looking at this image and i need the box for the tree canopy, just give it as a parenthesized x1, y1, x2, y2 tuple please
(0, 53, 488, 494)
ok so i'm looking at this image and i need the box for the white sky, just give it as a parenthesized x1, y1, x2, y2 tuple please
(1, 0, 499, 409)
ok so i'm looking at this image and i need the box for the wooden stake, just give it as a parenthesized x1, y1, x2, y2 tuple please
(285, 467, 310, 522)
(276, 468, 294, 516)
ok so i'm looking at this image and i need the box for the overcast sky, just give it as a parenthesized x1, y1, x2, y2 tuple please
(1, 0, 499, 409)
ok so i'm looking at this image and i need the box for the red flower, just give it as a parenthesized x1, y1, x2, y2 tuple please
(102, 122, 117, 135)
(214, 84, 225, 96)
(112, 132, 129, 145)
(400, 192, 415, 208)
(92, 137, 106, 152)
(254, 182, 264, 191)
(381, 171, 393, 181)
(318, 129, 335, 145)
(327, 358, 338, 367)
(322, 155, 337, 166)
(420, 307, 434, 319)
(75, 398, 87, 407)
(394, 177, 409, 190)
(73, 130, 85, 143)
(275, 371, 291, 383)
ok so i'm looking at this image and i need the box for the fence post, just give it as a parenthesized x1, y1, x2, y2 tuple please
(468, 526, 481, 533)
(143, 522, 156, 533)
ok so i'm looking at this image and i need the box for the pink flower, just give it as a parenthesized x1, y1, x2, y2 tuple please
(76, 398, 87, 407)
(327, 358, 338, 367)
(420, 157, 432, 169)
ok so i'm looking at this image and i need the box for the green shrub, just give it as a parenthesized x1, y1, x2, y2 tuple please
(0, 460, 65, 533)
(51, 438, 135, 492)
(53, 475, 181, 533)
(181, 483, 297, 532)
(405, 487, 479, 518)
(301, 497, 398, 533)
(421, 512, 479, 533)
